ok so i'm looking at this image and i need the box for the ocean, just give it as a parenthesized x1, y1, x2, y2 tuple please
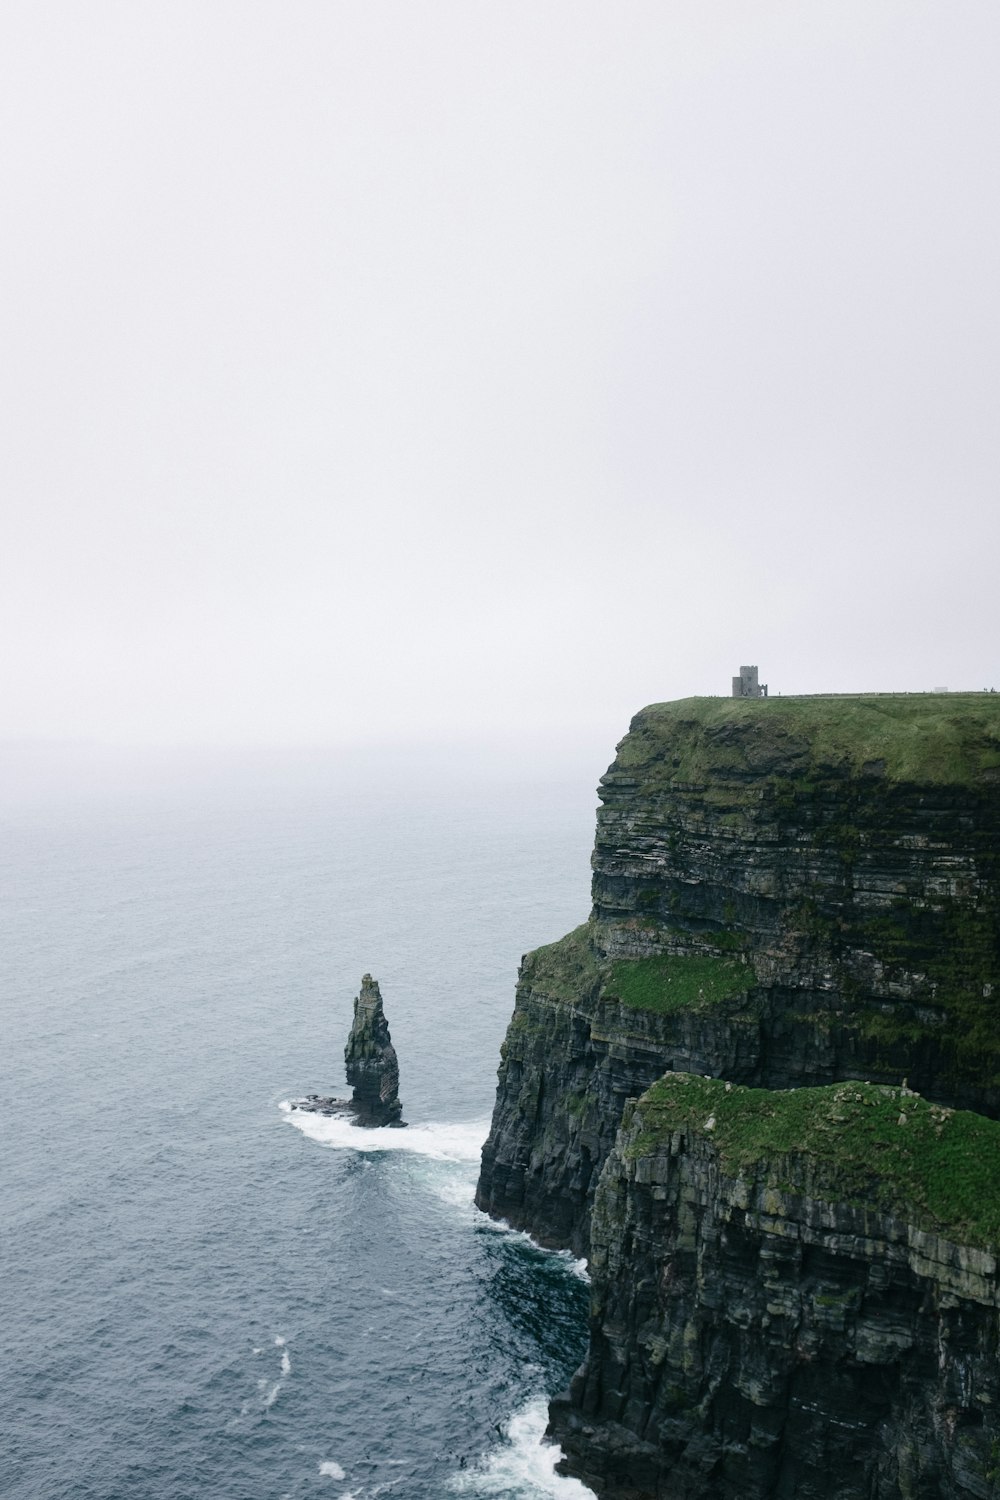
(1, 749, 601, 1500)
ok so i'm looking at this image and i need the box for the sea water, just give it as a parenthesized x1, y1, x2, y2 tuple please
(1, 751, 600, 1499)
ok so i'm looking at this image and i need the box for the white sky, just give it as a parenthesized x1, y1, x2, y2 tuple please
(3, 2, 998, 752)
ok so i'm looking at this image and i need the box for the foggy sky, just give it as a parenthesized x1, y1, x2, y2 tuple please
(3, 2, 998, 754)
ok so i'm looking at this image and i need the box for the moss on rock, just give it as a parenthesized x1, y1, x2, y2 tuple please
(628, 1073, 1000, 1249)
(603, 952, 754, 1015)
(518, 921, 605, 1003)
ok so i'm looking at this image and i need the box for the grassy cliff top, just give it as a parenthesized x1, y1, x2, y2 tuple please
(629, 1073, 1000, 1249)
(609, 694, 1000, 788)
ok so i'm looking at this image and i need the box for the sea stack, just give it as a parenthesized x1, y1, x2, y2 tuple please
(344, 974, 403, 1126)
(291, 973, 404, 1126)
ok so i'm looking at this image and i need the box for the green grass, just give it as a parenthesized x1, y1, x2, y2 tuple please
(603, 952, 753, 1014)
(520, 922, 605, 1002)
(611, 694, 1000, 790)
(628, 1074, 1000, 1249)
(519, 927, 757, 1020)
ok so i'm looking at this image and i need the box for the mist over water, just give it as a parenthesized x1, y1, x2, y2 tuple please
(2, 753, 598, 1499)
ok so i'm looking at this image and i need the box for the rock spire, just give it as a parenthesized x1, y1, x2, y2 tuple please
(290, 973, 404, 1127)
(344, 974, 402, 1126)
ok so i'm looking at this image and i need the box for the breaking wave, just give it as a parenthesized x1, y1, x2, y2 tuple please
(279, 1102, 488, 1163)
(449, 1398, 595, 1497)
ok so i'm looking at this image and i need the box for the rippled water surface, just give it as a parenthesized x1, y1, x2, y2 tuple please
(2, 755, 599, 1499)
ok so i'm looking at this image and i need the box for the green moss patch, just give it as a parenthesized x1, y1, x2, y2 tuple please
(603, 953, 753, 1015)
(520, 922, 605, 1003)
(630, 1074, 1000, 1249)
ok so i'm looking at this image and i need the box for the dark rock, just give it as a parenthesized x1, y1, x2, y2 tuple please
(344, 973, 403, 1125)
(478, 696, 1000, 1252)
(291, 973, 404, 1127)
(550, 1083, 1000, 1499)
(474, 927, 764, 1257)
(475, 694, 1000, 1498)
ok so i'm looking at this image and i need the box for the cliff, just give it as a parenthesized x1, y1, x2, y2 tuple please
(475, 694, 1000, 1497)
(552, 1076, 1000, 1498)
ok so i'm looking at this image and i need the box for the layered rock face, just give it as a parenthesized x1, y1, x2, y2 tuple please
(591, 697, 1000, 1116)
(475, 694, 1000, 1497)
(552, 1077, 1000, 1499)
(477, 696, 1000, 1251)
(475, 927, 762, 1255)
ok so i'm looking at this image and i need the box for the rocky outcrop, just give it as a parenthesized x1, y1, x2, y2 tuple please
(474, 925, 762, 1256)
(292, 973, 403, 1126)
(475, 694, 1000, 1498)
(550, 1076, 1000, 1500)
(344, 973, 402, 1125)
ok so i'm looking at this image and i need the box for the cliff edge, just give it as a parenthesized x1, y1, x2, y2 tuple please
(475, 693, 1000, 1498)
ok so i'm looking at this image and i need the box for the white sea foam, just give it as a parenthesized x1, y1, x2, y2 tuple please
(280, 1104, 589, 1280)
(259, 1334, 291, 1405)
(449, 1398, 596, 1497)
(318, 1459, 346, 1479)
(280, 1102, 488, 1163)
(473, 1209, 590, 1281)
(431, 1172, 478, 1210)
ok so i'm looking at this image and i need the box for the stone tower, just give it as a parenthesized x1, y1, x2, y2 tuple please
(732, 665, 768, 698)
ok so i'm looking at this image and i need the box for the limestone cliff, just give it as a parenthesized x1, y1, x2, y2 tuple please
(475, 694, 1000, 1497)
(552, 1077, 1000, 1498)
